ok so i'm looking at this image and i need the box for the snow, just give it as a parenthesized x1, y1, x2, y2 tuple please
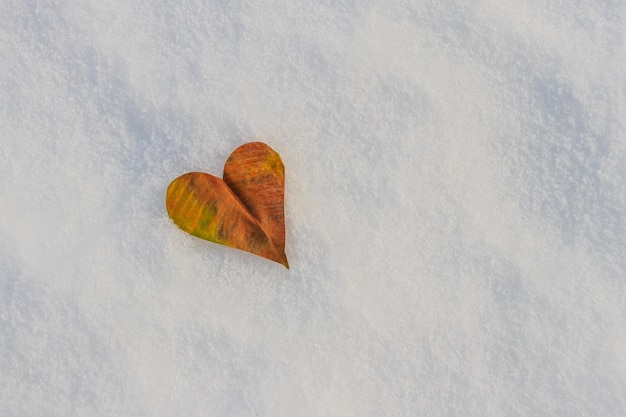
(1, 0, 626, 415)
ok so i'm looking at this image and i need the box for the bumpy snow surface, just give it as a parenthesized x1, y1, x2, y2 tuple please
(1, 1, 626, 416)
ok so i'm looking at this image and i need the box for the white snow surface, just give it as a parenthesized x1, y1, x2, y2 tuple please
(2, 1, 626, 415)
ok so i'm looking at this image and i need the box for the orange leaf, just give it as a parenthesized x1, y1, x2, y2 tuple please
(166, 142, 288, 268)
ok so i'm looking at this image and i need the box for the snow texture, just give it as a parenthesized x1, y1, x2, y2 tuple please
(1, 0, 626, 416)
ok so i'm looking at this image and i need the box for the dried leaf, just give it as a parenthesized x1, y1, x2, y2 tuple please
(166, 142, 288, 268)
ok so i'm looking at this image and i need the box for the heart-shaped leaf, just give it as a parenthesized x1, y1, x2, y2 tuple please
(166, 142, 288, 268)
